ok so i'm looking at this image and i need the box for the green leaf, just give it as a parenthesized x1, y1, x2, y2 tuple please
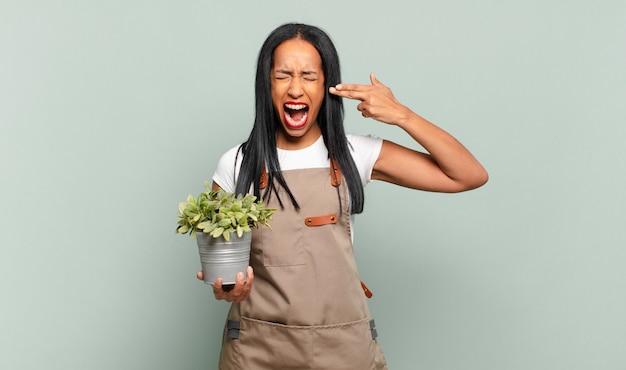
(210, 227, 224, 238)
(177, 186, 274, 241)
(197, 221, 211, 230)
(217, 218, 231, 227)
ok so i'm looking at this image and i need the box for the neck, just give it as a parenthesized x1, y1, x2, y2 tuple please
(275, 124, 322, 150)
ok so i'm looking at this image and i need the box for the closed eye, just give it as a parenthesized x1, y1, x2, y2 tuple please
(302, 71, 318, 81)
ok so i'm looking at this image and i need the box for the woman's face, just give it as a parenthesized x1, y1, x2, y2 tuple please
(271, 38, 325, 149)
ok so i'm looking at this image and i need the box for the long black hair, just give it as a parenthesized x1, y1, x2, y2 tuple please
(234, 23, 365, 214)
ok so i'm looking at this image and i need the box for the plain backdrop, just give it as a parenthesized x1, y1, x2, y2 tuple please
(1, 1, 625, 369)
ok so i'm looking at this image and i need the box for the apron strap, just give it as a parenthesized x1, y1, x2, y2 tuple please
(261, 159, 339, 190)
(259, 166, 267, 190)
(330, 158, 342, 187)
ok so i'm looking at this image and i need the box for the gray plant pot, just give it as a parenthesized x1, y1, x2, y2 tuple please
(196, 231, 251, 286)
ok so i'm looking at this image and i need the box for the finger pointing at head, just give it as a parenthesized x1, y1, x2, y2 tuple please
(329, 84, 368, 101)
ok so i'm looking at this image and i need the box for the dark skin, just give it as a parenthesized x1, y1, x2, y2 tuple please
(198, 43, 488, 303)
(198, 266, 253, 303)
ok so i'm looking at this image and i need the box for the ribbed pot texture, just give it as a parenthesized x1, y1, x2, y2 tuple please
(196, 232, 251, 286)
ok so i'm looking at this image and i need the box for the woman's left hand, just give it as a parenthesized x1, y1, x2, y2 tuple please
(197, 266, 254, 303)
(331, 72, 488, 193)
(329, 72, 412, 125)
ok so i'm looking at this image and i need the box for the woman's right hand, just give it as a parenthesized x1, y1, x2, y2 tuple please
(197, 266, 254, 303)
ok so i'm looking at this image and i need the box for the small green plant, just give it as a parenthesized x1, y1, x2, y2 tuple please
(176, 183, 275, 241)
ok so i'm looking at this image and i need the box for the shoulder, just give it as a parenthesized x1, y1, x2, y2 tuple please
(346, 134, 383, 154)
(346, 134, 383, 185)
(212, 144, 244, 193)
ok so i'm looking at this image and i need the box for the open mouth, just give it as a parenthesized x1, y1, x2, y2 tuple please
(283, 103, 309, 128)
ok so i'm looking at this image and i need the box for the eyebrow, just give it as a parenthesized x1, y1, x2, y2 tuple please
(275, 69, 318, 76)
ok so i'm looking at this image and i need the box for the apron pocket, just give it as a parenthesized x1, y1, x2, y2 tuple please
(254, 226, 306, 267)
(238, 317, 313, 369)
(310, 318, 382, 369)
(232, 317, 386, 370)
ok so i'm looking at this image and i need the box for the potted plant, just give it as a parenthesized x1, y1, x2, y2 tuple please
(176, 182, 275, 288)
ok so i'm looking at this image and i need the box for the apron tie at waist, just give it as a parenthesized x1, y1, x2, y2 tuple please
(227, 320, 240, 339)
(361, 280, 373, 298)
(370, 319, 378, 340)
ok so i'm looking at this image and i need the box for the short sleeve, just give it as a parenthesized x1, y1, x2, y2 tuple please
(212, 145, 243, 193)
(346, 134, 383, 186)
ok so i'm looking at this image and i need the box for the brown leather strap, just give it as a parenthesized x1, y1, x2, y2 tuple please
(361, 280, 373, 298)
(330, 158, 341, 187)
(261, 160, 339, 189)
(304, 213, 338, 227)
(259, 166, 267, 189)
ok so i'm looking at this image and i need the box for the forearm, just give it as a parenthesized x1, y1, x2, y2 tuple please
(395, 110, 488, 189)
(329, 73, 488, 191)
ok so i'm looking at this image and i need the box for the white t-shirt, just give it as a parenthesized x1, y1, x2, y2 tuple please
(212, 134, 383, 193)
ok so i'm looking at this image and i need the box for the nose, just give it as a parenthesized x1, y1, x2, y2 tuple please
(287, 77, 304, 99)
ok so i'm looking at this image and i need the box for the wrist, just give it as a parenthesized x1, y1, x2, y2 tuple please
(395, 108, 422, 129)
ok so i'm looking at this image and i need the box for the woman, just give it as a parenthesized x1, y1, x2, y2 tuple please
(201, 23, 488, 369)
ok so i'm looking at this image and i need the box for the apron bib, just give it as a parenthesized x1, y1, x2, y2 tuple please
(218, 166, 388, 369)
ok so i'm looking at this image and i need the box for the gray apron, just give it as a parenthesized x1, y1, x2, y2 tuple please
(218, 163, 388, 369)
